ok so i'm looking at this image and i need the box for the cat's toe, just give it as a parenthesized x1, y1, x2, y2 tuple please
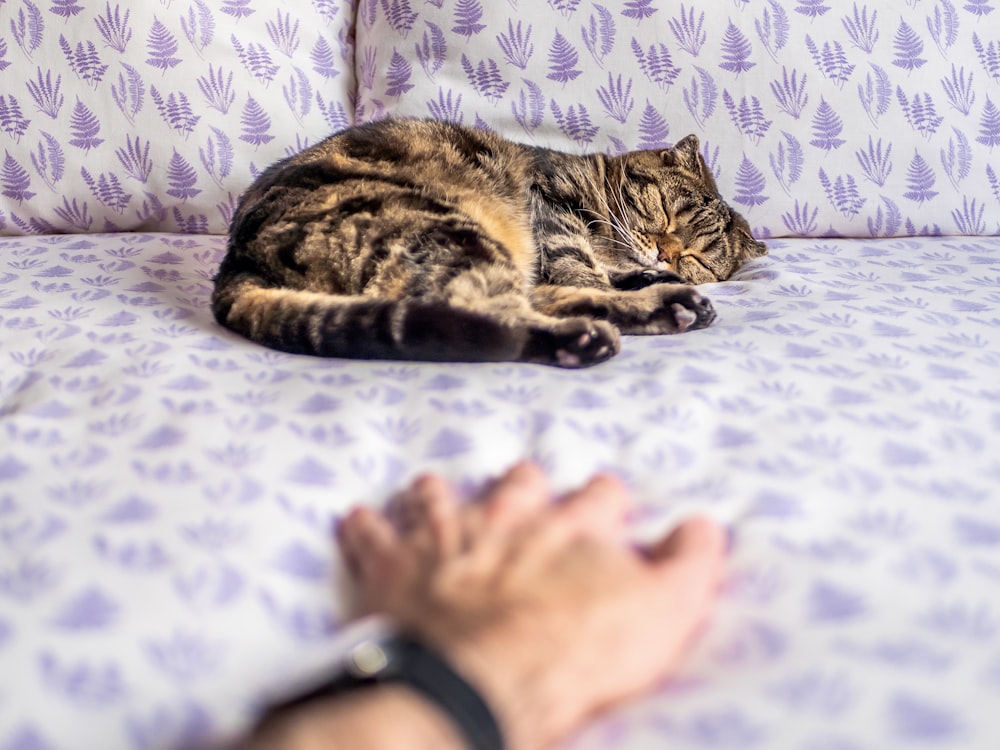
(671, 303, 698, 330)
(555, 321, 620, 367)
(677, 291, 716, 331)
(527, 318, 620, 368)
(650, 287, 715, 333)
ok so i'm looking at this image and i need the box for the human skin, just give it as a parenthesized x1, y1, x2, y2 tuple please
(247, 462, 726, 750)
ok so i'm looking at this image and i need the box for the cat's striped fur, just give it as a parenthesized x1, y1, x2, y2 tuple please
(212, 118, 766, 367)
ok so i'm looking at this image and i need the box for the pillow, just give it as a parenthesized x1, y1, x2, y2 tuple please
(0, 1, 355, 235)
(355, 1, 1000, 238)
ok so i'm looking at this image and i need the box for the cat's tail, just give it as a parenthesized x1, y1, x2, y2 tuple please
(211, 272, 532, 363)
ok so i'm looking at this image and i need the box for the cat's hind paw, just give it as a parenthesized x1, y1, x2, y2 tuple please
(525, 318, 620, 368)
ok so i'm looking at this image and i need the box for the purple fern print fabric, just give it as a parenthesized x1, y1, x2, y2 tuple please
(0, 1, 355, 235)
(356, 0, 1000, 238)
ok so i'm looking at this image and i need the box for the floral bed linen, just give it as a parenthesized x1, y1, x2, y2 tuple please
(1, 232, 999, 750)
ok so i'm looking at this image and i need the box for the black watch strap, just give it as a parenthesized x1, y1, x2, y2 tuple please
(259, 634, 505, 750)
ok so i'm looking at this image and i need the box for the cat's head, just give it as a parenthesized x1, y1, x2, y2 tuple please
(608, 135, 767, 284)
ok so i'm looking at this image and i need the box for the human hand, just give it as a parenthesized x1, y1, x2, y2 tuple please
(337, 462, 727, 750)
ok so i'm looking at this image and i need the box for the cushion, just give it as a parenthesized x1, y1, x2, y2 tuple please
(0, 1, 355, 235)
(354, 1, 1000, 239)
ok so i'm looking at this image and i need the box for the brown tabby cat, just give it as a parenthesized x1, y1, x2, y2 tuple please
(212, 118, 766, 368)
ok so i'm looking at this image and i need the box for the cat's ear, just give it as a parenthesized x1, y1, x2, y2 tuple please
(728, 210, 768, 258)
(743, 230, 769, 258)
(661, 135, 702, 172)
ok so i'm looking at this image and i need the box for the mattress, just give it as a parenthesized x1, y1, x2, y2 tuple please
(1, 231, 999, 749)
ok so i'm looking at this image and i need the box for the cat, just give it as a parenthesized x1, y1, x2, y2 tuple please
(212, 118, 766, 368)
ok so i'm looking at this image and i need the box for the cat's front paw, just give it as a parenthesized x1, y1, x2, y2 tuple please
(664, 287, 716, 332)
(525, 318, 621, 368)
(618, 285, 716, 334)
(612, 269, 686, 290)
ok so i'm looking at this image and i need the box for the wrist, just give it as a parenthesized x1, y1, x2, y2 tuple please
(426, 615, 582, 750)
(250, 621, 511, 750)
(249, 685, 469, 750)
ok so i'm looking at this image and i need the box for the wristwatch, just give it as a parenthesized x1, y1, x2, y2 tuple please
(256, 618, 504, 750)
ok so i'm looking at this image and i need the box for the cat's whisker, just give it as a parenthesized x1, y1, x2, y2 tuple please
(596, 175, 643, 257)
(583, 218, 632, 246)
(578, 209, 617, 233)
(590, 233, 637, 254)
(578, 208, 638, 255)
(602, 172, 630, 224)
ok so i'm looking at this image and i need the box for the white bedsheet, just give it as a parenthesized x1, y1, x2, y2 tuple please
(1, 233, 999, 749)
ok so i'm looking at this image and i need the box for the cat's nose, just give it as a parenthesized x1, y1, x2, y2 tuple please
(656, 236, 684, 266)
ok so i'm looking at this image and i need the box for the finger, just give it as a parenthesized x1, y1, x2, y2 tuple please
(337, 506, 402, 585)
(468, 461, 550, 538)
(390, 473, 463, 559)
(552, 472, 629, 539)
(647, 515, 727, 569)
(645, 516, 727, 627)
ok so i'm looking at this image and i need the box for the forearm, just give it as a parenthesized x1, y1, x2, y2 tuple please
(247, 685, 468, 750)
